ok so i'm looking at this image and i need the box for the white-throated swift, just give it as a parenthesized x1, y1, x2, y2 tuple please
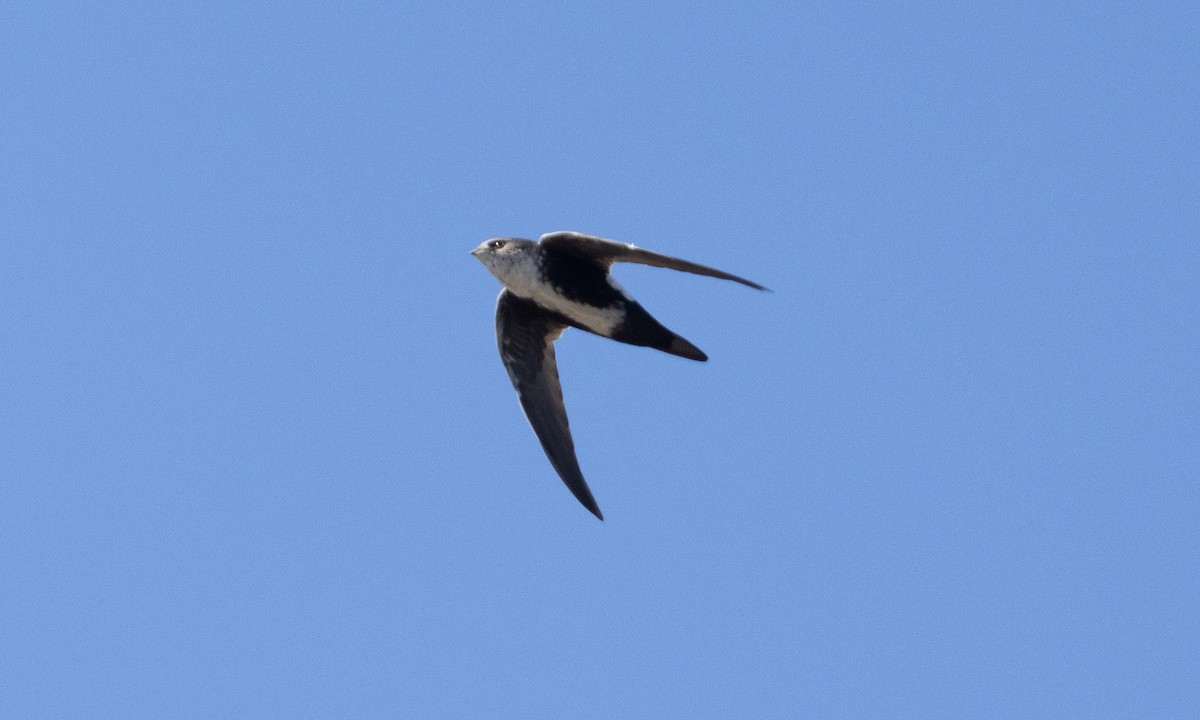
(472, 231, 766, 520)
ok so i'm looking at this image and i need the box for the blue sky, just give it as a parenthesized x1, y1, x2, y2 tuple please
(2, 2, 1197, 717)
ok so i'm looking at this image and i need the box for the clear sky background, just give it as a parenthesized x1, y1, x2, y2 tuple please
(3, 2, 1197, 718)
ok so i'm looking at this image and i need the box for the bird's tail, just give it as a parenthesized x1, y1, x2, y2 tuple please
(663, 334, 708, 362)
(614, 302, 708, 362)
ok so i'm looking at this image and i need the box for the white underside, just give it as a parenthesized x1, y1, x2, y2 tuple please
(535, 292, 624, 336)
(493, 255, 625, 336)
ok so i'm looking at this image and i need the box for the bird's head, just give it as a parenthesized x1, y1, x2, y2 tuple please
(471, 237, 539, 286)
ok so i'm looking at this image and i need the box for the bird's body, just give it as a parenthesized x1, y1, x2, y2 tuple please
(472, 231, 765, 519)
(487, 239, 627, 338)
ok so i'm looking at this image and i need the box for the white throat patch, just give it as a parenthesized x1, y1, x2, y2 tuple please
(482, 250, 625, 336)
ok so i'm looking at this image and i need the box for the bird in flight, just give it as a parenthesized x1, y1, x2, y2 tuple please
(472, 231, 766, 520)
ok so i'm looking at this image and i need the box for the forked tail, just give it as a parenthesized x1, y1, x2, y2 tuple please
(612, 302, 708, 362)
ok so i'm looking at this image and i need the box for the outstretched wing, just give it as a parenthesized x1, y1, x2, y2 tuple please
(495, 290, 603, 520)
(539, 231, 768, 291)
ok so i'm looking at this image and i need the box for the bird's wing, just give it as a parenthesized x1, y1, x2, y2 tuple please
(539, 231, 768, 291)
(495, 290, 603, 520)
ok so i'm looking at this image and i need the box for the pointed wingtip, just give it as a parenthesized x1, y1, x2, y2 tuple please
(580, 499, 604, 521)
(567, 483, 604, 520)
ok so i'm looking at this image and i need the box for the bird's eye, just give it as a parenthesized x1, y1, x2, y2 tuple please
(488, 239, 507, 250)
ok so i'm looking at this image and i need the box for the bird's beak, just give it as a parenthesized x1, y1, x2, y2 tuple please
(470, 246, 484, 257)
